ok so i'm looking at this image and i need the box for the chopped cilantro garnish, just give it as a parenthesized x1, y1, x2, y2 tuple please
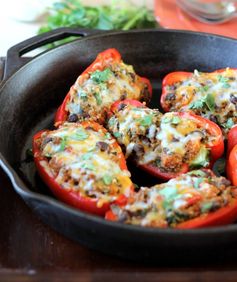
(218, 75, 231, 88)
(79, 91, 88, 101)
(91, 68, 113, 84)
(224, 118, 235, 129)
(205, 93, 215, 111)
(108, 117, 116, 127)
(93, 92, 102, 105)
(203, 85, 209, 92)
(189, 99, 204, 110)
(104, 132, 111, 139)
(223, 83, 231, 88)
(82, 163, 95, 171)
(113, 132, 122, 138)
(159, 186, 177, 201)
(201, 202, 213, 213)
(81, 152, 93, 160)
(71, 128, 89, 141)
(102, 175, 113, 185)
(60, 136, 68, 151)
(189, 93, 215, 112)
(193, 178, 204, 189)
(138, 115, 153, 127)
(188, 170, 207, 177)
(218, 75, 229, 83)
(162, 115, 181, 125)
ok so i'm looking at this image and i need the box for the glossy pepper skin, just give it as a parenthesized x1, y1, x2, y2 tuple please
(109, 99, 224, 181)
(227, 126, 237, 185)
(227, 126, 237, 157)
(227, 145, 237, 186)
(55, 48, 152, 127)
(105, 199, 237, 228)
(160, 68, 237, 112)
(32, 121, 133, 216)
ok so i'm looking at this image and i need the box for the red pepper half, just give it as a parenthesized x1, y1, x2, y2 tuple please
(106, 199, 237, 228)
(110, 100, 224, 181)
(55, 48, 152, 126)
(106, 169, 237, 229)
(33, 121, 133, 216)
(160, 68, 237, 112)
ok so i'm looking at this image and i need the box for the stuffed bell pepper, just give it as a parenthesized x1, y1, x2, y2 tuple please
(33, 122, 133, 216)
(106, 169, 237, 228)
(160, 68, 237, 135)
(107, 99, 224, 180)
(55, 48, 152, 126)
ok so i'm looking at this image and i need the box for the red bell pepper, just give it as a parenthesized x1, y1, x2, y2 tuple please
(32, 121, 133, 216)
(160, 68, 237, 112)
(55, 48, 152, 126)
(106, 169, 237, 229)
(105, 199, 237, 228)
(109, 100, 224, 181)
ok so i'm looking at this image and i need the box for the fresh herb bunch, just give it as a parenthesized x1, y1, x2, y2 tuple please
(39, 0, 158, 37)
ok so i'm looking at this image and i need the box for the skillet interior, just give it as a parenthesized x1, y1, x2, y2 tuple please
(1, 29, 237, 261)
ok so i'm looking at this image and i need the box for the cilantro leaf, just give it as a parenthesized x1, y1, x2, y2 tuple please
(205, 93, 215, 111)
(102, 175, 113, 185)
(71, 128, 89, 141)
(162, 115, 181, 125)
(93, 92, 102, 105)
(91, 68, 113, 84)
(138, 115, 153, 127)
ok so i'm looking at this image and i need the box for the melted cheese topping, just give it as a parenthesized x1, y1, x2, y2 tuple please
(38, 123, 132, 206)
(66, 61, 150, 124)
(110, 170, 235, 227)
(107, 105, 213, 172)
(164, 68, 237, 135)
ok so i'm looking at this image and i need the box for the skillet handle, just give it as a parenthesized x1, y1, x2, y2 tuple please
(4, 27, 104, 80)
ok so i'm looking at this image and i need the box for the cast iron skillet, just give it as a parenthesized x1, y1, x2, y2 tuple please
(1, 27, 237, 262)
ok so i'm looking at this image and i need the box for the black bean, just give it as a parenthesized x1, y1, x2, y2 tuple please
(129, 72, 136, 82)
(120, 92, 127, 100)
(209, 114, 218, 124)
(96, 141, 109, 152)
(118, 211, 128, 223)
(42, 137, 53, 147)
(165, 93, 176, 101)
(133, 144, 144, 156)
(141, 85, 150, 102)
(230, 94, 237, 105)
(68, 114, 79, 122)
(118, 103, 126, 111)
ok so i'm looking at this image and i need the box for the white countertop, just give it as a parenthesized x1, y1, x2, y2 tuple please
(0, 0, 154, 56)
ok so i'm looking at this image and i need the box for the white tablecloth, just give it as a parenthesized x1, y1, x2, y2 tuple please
(0, 0, 154, 56)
